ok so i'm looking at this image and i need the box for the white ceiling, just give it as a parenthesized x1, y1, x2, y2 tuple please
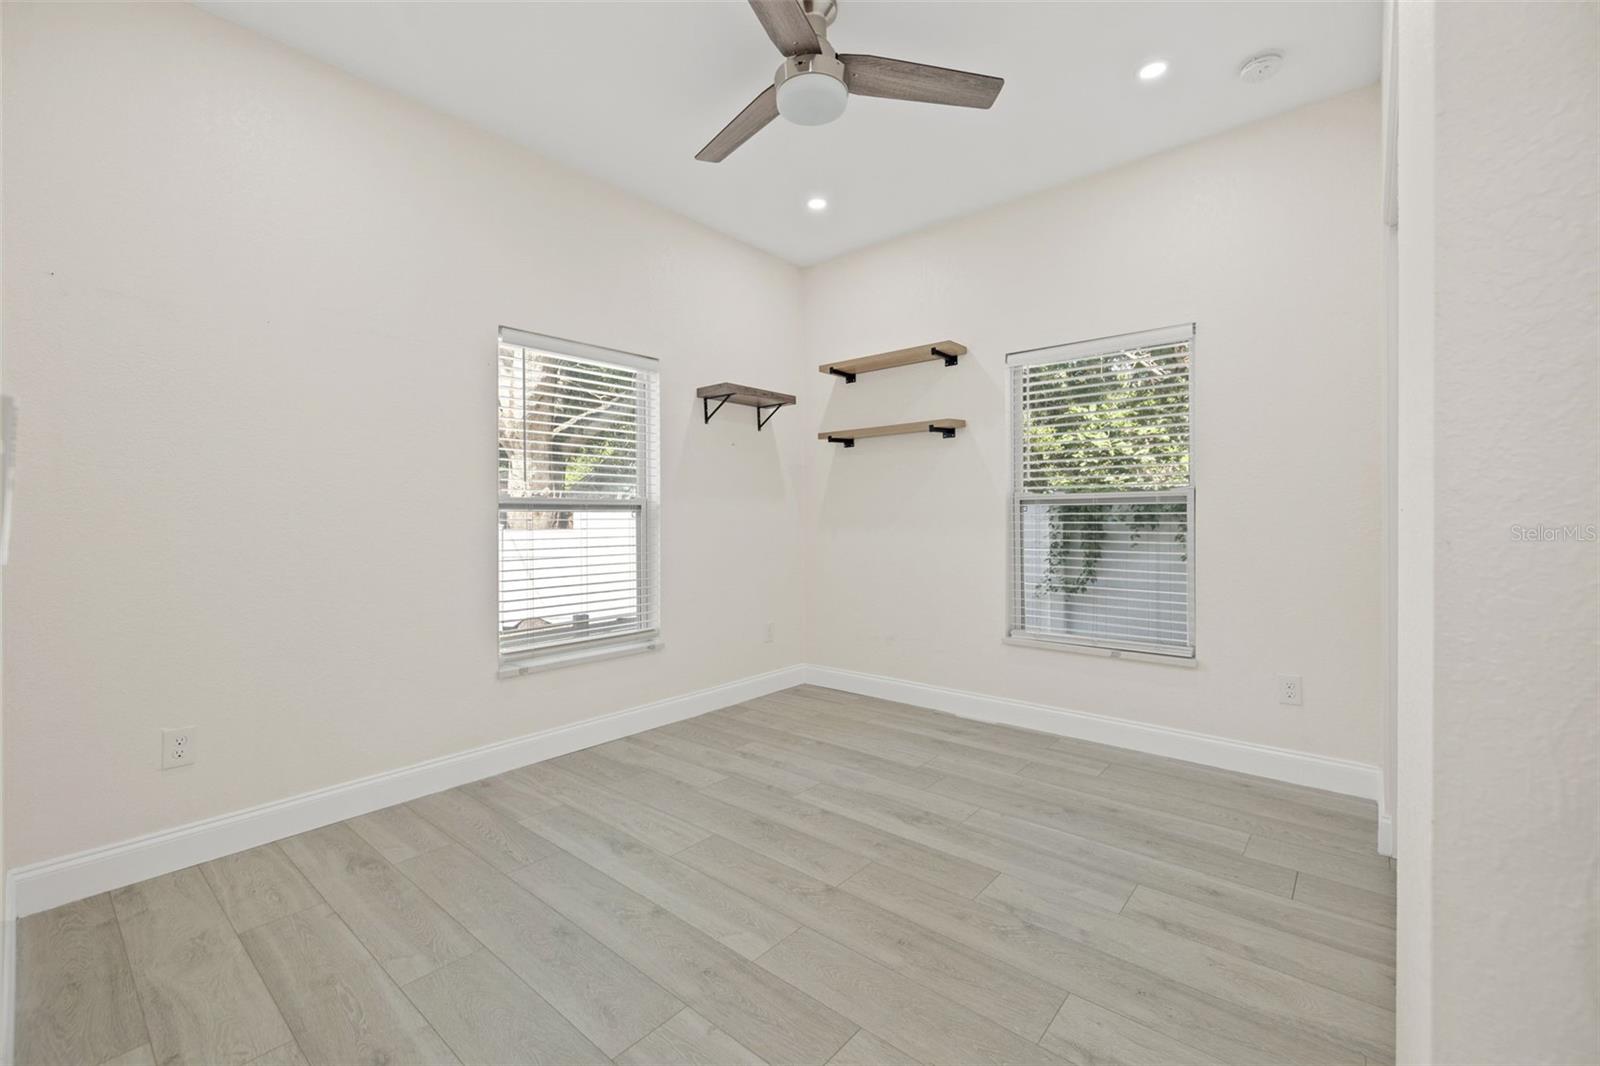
(199, 1, 1382, 265)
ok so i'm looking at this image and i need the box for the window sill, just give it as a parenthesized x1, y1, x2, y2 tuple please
(499, 635, 663, 678)
(1003, 635, 1198, 668)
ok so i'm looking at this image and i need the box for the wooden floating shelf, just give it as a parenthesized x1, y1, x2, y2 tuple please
(819, 341, 968, 383)
(818, 419, 967, 448)
(696, 382, 796, 430)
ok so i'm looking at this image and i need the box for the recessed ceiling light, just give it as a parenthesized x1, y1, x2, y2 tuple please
(806, 196, 828, 212)
(1138, 60, 1169, 81)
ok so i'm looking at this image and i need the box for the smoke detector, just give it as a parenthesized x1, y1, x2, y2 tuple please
(1238, 52, 1284, 84)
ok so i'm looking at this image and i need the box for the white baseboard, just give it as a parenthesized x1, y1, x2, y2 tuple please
(5, 665, 805, 919)
(5, 659, 1390, 920)
(805, 665, 1386, 836)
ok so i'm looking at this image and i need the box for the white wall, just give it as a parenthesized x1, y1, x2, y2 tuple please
(0, 2, 806, 870)
(0, 1, 9, 1045)
(800, 88, 1386, 769)
(1396, 2, 1599, 1062)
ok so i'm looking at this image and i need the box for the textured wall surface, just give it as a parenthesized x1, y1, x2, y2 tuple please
(800, 88, 1387, 768)
(1431, 2, 1599, 1059)
(0, 0, 8, 977)
(1, 2, 806, 868)
(1399, 1, 1600, 1061)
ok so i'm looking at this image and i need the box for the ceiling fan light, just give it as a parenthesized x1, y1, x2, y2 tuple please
(776, 71, 849, 126)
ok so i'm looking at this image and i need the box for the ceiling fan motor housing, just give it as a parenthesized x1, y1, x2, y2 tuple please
(775, 53, 849, 125)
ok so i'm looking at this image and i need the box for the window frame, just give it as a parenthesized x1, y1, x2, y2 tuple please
(497, 327, 661, 676)
(1005, 323, 1196, 661)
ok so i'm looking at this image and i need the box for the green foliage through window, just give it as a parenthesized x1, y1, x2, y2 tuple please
(1019, 341, 1190, 598)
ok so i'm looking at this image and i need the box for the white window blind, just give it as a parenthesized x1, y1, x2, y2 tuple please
(498, 329, 660, 667)
(1008, 324, 1194, 658)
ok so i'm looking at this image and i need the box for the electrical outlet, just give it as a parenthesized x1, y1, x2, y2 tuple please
(161, 727, 197, 769)
(764, 621, 776, 644)
(1277, 675, 1304, 706)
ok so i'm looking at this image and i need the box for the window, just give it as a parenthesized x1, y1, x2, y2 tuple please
(497, 328, 660, 670)
(1007, 324, 1194, 658)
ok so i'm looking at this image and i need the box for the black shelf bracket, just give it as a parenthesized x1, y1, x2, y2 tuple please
(702, 393, 733, 424)
(826, 435, 856, 448)
(704, 393, 788, 430)
(928, 424, 958, 439)
(827, 367, 858, 384)
(930, 346, 960, 367)
(707, 390, 793, 428)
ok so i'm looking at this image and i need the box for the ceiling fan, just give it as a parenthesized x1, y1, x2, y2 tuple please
(696, 0, 1005, 162)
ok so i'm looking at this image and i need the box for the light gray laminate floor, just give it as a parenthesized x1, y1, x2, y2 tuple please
(16, 685, 1397, 1066)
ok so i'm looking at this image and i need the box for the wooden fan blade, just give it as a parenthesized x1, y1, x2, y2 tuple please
(840, 54, 1004, 109)
(695, 85, 780, 162)
(748, 0, 821, 56)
